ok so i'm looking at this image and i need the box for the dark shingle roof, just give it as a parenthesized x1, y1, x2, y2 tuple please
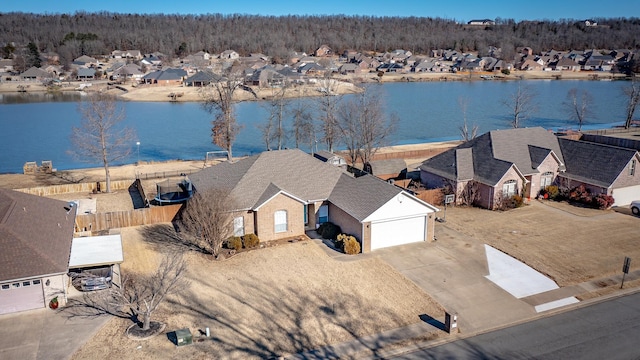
(329, 174, 402, 221)
(0, 189, 76, 282)
(559, 138, 638, 187)
(421, 127, 564, 186)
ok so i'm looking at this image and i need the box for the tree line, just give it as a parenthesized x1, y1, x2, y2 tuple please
(1, 12, 640, 66)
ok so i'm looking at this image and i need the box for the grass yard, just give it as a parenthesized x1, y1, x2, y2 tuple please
(443, 200, 640, 287)
(71, 225, 444, 359)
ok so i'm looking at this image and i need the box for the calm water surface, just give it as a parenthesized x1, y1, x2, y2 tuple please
(0, 80, 629, 173)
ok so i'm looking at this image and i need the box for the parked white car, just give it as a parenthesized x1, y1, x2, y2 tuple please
(631, 200, 640, 216)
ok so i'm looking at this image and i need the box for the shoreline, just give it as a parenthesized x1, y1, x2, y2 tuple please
(0, 70, 629, 103)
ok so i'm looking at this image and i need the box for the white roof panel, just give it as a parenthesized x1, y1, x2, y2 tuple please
(68, 234, 124, 268)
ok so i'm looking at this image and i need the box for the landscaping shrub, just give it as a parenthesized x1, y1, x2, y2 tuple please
(568, 185, 591, 203)
(498, 194, 524, 210)
(501, 69, 511, 75)
(544, 185, 560, 200)
(334, 233, 346, 251)
(242, 233, 260, 248)
(556, 185, 614, 210)
(593, 194, 615, 209)
(317, 222, 342, 240)
(343, 236, 361, 255)
(226, 236, 243, 251)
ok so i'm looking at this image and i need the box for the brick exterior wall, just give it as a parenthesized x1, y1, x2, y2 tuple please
(420, 170, 449, 189)
(611, 156, 640, 189)
(525, 154, 561, 199)
(328, 203, 363, 245)
(254, 193, 305, 242)
(232, 211, 255, 237)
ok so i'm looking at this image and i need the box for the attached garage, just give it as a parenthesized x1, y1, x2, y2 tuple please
(0, 279, 44, 315)
(370, 215, 427, 251)
(1, 189, 77, 315)
(329, 175, 439, 253)
(611, 185, 640, 206)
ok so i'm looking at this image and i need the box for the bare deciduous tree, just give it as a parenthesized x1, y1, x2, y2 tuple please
(290, 93, 316, 152)
(502, 83, 536, 129)
(69, 93, 136, 193)
(564, 88, 593, 131)
(316, 77, 341, 152)
(458, 97, 478, 142)
(337, 87, 397, 165)
(179, 189, 238, 259)
(65, 251, 188, 334)
(623, 79, 640, 129)
(261, 85, 290, 150)
(200, 69, 255, 161)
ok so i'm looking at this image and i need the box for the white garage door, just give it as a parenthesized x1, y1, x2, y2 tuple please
(612, 185, 640, 206)
(0, 279, 44, 315)
(370, 216, 426, 251)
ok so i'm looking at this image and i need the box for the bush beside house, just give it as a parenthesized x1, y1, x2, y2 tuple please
(539, 184, 615, 210)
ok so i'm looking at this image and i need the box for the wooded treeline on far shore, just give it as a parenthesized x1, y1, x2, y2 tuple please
(1, 12, 640, 65)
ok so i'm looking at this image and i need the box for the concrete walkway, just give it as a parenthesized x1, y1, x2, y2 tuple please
(0, 307, 109, 360)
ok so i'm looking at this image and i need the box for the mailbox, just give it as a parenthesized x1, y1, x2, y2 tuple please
(445, 311, 458, 333)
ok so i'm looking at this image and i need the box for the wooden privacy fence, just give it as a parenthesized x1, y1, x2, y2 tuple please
(16, 180, 131, 196)
(75, 204, 182, 233)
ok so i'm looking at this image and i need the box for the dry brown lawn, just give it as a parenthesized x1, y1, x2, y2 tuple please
(71, 224, 444, 360)
(443, 200, 640, 287)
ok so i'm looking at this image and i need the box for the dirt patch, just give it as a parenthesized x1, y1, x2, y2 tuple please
(71, 225, 444, 359)
(443, 201, 640, 287)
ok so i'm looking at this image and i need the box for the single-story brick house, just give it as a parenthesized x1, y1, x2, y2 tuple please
(420, 127, 640, 209)
(189, 149, 439, 252)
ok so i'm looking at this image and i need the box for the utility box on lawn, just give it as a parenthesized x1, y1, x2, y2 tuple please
(174, 328, 193, 346)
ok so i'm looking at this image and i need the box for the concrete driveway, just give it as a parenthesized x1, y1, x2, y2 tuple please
(375, 224, 537, 334)
(0, 307, 109, 360)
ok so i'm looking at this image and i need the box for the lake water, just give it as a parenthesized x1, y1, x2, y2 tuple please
(0, 80, 630, 173)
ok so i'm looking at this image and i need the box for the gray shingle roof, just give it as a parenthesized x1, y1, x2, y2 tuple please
(329, 174, 402, 221)
(559, 138, 638, 187)
(0, 189, 76, 282)
(189, 149, 347, 210)
(365, 158, 407, 176)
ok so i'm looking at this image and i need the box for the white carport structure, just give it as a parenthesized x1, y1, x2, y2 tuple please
(68, 234, 124, 288)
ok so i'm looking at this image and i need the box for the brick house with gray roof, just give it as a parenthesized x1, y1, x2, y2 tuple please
(189, 149, 438, 253)
(0, 189, 76, 314)
(420, 127, 640, 209)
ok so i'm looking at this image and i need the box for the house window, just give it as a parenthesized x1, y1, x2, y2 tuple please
(12, 283, 20, 289)
(1, 284, 9, 290)
(502, 180, 517, 198)
(318, 205, 329, 224)
(631, 160, 636, 176)
(274, 210, 288, 233)
(22, 281, 31, 287)
(540, 172, 554, 190)
(303, 205, 308, 225)
(33, 279, 41, 285)
(233, 216, 245, 237)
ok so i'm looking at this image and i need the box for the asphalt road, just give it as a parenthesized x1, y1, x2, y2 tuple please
(391, 291, 640, 360)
